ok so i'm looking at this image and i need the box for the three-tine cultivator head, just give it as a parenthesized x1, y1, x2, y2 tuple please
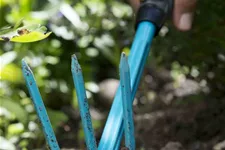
(22, 52, 135, 150)
(22, 0, 173, 149)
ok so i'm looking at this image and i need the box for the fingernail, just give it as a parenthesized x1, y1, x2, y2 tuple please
(179, 13, 193, 30)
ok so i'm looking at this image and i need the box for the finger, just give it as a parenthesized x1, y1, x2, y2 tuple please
(173, 0, 197, 31)
(128, 0, 140, 12)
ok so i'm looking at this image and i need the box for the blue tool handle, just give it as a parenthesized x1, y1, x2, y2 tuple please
(136, 0, 173, 34)
(99, 1, 174, 149)
(98, 21, 156, 150)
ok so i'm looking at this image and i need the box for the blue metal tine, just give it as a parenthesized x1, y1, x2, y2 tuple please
(99, 21, 156, 150)
(120, 53, 135, 150)
(21, 59, 60, 150)
(71, 54, 97, 150)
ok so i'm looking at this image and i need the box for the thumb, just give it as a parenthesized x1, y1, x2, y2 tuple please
(128, 0, 140, 12)
(173, 0, 197, 31)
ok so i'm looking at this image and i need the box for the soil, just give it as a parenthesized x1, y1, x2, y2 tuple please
(56, 67, 225, 150)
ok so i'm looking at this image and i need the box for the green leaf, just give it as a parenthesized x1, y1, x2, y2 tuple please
(46, 108, 68, 130)
(10, 31, 51, 43)
(0, 63, 23, 83)
(7, 123, 25, 137)
(0, 0, 15, 8)
(0, 19, 23, 35)
(0, 24, 51, 43)
(0, 98, 28, 125)
(0, 26, 13, 35)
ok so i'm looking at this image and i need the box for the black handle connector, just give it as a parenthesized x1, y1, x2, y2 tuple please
(135, 0, 173, 35)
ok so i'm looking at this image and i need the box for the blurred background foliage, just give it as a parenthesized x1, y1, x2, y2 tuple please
(0, 0, 224, 149)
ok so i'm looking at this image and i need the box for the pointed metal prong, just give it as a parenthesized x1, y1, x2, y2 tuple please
(120, 53, 135, 150)
(71, 55, 97, 150)
(21, 59, 60, 150)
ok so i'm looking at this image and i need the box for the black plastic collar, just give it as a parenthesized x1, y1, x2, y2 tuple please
(135, 0, 173, 35)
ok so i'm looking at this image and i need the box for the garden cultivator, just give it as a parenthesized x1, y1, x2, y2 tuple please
(22, 0, 173, 149)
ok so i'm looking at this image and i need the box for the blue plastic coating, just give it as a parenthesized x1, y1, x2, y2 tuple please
(120, 53, 135, 150)
(71, 55, 97, 150)
(98, 21, 156, 150)
(21, 60, 60, 150)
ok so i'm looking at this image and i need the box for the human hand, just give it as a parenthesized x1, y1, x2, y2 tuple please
(129, 0, 197, 31)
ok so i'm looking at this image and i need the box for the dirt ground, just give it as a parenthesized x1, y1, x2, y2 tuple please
(57, 68, 225, 150)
